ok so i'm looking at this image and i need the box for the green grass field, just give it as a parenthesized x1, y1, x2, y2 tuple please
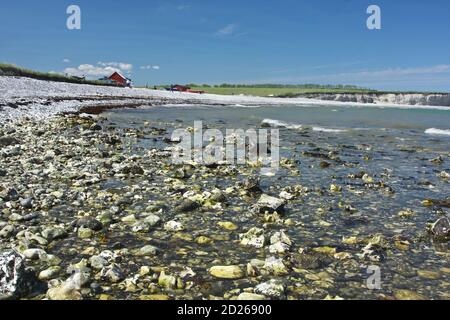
(186, 86, 376, 97)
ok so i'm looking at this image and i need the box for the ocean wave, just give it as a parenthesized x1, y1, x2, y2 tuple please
(312, 126, 348, 133)
(261, 119, 302, 129)
(425, 128, 450, 136)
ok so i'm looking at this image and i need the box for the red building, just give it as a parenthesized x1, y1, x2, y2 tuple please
(106, 72, 132, 87)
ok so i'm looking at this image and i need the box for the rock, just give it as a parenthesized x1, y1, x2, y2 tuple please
(291, 251, 331, 270)
(175, 199, 200, 213)
(398, 209, 415, 218)
(164, 220, 184, 232)
(140, 294, 170, 300)
(0, 188, 19, 201)
(0, 225, 15, 239)
(20, 198, 33, 209)
(417, 270, 441, 280)
(89, 256, 109, 270)
(252, 194, 285, 214)
(121, 164, 144, 175)
(429, 217, 450, 239)
(143, 214, 161, 227)
(132, 222, 150, 233)
(210, 192, 227, 203)
(136, 245, 159, 256)
(263, 257, 289, 275)
(0, 136, 19, 148)
(254, 280, 285, 298)
(38, 266, 61, 281)
(23, 248, 47, 260)
(78, 227, 94, 239)
(101, 264, 125, 283)
(269, 230, 292, 254)
(239, 227, 266, 248)
(158, 271, 178, 289)
(237, 292, 266, 300)
(89, 123, 102, 131)
(41, 227, 67, 241)
(330, 184, 342, 192)
(73, 217, 103, 231)
(394, 289, 427, 300)
(47, 285, 82, 300)
(0, 250, 37, 299)
(217, 221, 238, 231)
(209, 266, 244, 279)
(242, 176, 261, 193)
(46, 271, 87, 301)
(121, 214, 137, 223)
(196, 236, 213, 245)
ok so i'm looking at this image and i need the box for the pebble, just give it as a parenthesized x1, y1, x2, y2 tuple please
(209, 266, 244, 279)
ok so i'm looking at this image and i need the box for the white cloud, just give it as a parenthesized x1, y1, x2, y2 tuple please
(216, 24, 237, 36)
(140, 65, 160, 70)
(63, 58, 70, 63)
(64, 62, 134, 78)
(64, 64, 121, 77)
(97, 61, 133, 71)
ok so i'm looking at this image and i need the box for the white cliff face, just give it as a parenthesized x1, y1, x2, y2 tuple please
(306, 93, 450, 107)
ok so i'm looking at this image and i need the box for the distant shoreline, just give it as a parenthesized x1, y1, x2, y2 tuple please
(1, 76, 449, 122)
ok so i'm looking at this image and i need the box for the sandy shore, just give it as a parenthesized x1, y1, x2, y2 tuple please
(1, 76, 450, 122)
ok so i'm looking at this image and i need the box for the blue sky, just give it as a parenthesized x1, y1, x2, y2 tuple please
(1, 0, 450, 91)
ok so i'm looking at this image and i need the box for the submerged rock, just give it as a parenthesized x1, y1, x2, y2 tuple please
(73, 217, 103, 231)
(239, 227, 266, 248)
(175, 199, 200, 213)
(209, 265, 244, 279)
(237, 292, 266, 300)
(254, 279, 285, 299)
(429, 217, 450, 240)
(252, 194, 285, 214)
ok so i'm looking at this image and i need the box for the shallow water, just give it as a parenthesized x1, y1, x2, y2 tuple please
(100, 104, 449, 299)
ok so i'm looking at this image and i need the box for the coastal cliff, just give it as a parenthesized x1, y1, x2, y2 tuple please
(297, 93, 450, 107)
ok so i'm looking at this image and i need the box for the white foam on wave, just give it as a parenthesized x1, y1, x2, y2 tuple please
(425, 128, 450, 136)
(261, 119, 302, 129)
(312, 126, 348, 133)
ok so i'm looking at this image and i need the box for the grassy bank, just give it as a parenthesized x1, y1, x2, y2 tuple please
(0, 63, 117, 87)
(184, 85, 377, 97)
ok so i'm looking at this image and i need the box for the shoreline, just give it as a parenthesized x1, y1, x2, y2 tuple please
(1, 113, 448, 300)
(1, 76, 450, 122)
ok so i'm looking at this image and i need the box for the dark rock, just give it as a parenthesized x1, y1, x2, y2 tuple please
(0, 137, 19, 148)
(210, 192, 227, 204)
(176, 199, 200, 213)
(242, 176, 262, 193)
(20, 198, 33, 209)
(73, 217, 103, 231)
(0, 188, 20, 201)
(291, 251, 332, 270)
(121, 165, 144, 175)
(89, 123, 102, 131)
